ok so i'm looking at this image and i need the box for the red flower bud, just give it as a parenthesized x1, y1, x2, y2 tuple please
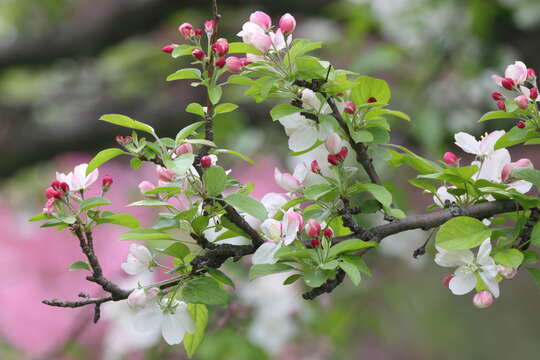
(211, 38, 229, 57)
(60, 182, 69, 193)
(194, 29, 203, 38)
(323, 228, 333, 238)
(116, 136, 132, 146)
(473, 290, 493, 309)
(496, 100, 506, 111)
(501, 77, 515, 90)
(530, 87, 538, 100)
(367, 97, 377, 103)
(200, 155, 213, 169)
(192, 48, 205, 60)
(311, 160, 320, 174)
(310, 238, 321, 248)
(336, 146, 348, 161)
(102, 175, 113, 188)
(161, 44, 177, 54)
(491, 91, 504, 101)
(215, 57, 226, 68)
(344, 101, 356, 114)
(327, 154, 340, 166)
(528, 68, 536, 81)
(516, 121, 526, 129)
(179, 23, 194, 39)
(442, 275, 454, 287)
(45, 187, 62, 200)
(51, 180, 62, 191)
(306, 219, 322, 237)
(443, 152, 458, 165)
(204, 20, 216, 35)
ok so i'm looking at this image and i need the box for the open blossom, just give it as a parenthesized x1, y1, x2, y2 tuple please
(252, 211, 303, 264)
(274, 162, 308, 193)
(435, 238, 499, 298)
(134, 300, 195, 345)
(492, 61, 528, 87)
(454, 130, 505, 159)
(325, 133, 343, 154)
(56, 163, 99, 192)
(121, 244, 153, 275)
(128, 287, 160, 310)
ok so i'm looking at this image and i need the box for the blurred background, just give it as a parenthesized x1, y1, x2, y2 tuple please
(1, 0, 540, 359)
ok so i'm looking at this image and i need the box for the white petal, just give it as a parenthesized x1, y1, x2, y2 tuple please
(261, 193, 288, 217)
(252, 242, 280, 264)
(476, 149, 511, 182)
(134, 303, 162, 333)
(476, 239, 492, 265)
(161, 313, 186, 345)
(479, 130, 505, 155)
(434, 247, 474, 267)
(288, 125, 318, 152)
(508, 180, 532, 194)
(175, 302, 195, 334)
(449, 273, 476, 295)
(479, 270, 500, 298)
(260, 219, 282, 241)
(130, 244, 152, 263)
(454, 132, 480, 155)
(121, 260, 145, 275)
(292, 162, 309, 182)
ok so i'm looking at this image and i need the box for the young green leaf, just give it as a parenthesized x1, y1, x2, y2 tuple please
(270, 104, 302, 121)
(214, 103, 238, 115)
(215, 149, 257, 166)
(208, 85, 222, 105)
(203, 166, 227, 196)
(166, 68, 202, 81)
(249, 263, 294, 280)
(182, 277, 230, 306)
(304, 184, 335, 201)
(79, 197, 112, 212)
(435, 216, 492, 250)
(99, 114, 155, 135)
(328, 239, 377, 258)
(185, 103, 205, 117)
(157, 242, 190, 259)
(172, 44, 197, 58)
(228, 42, 261, 55)
(338, 261, 361, 286)
(69, 261, 91, 271)
(175, 121, 205, 143)
(348, 183, 392, 207)
(119, 228, 175, 241)
(493, 249, 524, 268)
(183, 304, 209, 358)
(479, 110, 517, 122)
(303, 269, 327, 287)
(224, 193, 268, 221)
(352, 76, 391, 104)
(512, 167, 540, 190)
(96, 213, 140, 228)
(86, 148, 126, 175)
(206, 267, 235, 287)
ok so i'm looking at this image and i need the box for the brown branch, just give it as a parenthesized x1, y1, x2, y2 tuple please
(514, 208, 540, 250)
(302, 269, 346, 300)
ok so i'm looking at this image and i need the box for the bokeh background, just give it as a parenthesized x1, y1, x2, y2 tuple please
(1, 0, 540, 359)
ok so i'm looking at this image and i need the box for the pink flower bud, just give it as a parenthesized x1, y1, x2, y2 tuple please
(212, 38, 229, 57)
(501, 77, 515, 90)
(306, 219, 322, 237)
(225, 56, 243, 73)
(491, 92, 504, 101)
(102, 175, 113, 188)
(501, 158, 533, 182)
(530, 87, 538, 100)
(337, 146, 349, 161)
(179, 23, 194, 39)
(250, 33, 272, 54)
(138, 181, 156, 195)
(328, 154, 340, 166)
(204, 20, 216, 36)
(311, 160, 320, 174)
(287, 211, 304, 231)
(156, 165, 176, 183)
(528, 68, 536, 81)
(473, 291, 493, 309)
(367, 97, 377, 103)
(215, 57, 226, 68)
(496, 100, 506, 110)
(116, 136, 132, 145)
(239, 57, 252, 66)
(161, 44, 177, 54)
(443, 152, 458, 165)
(200, 155, 213, 169)
(127, 287, 159, 309)
(43, 198, 55, 215)
(59, 182, 70, 193)
(194, 29, 203, 38)
(310, 238, 321, 248)
(344, 101, 356, 114)
(192, 48, 205, 60)
(250, 11, 272, 30)
(325, 133, 343, 155)
(51, 180, 69, 193)
(175, 143, 193, 156)
(497, 265, 518, 280)
(323, 228, 333, 238)
(442, 275, 454, 287)
(336, 92, 344, 97)
(516, 121, 526, 128)
(514, 95, 529, 110)
(45, 187, 62, 200)
(279, 13, 296, 35)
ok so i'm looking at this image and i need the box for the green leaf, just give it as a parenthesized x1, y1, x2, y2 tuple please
(176, 121, 205, 143)
(494, 126, 529, 149)
(203, 166, 227, 196)
(184, 139, 217, 147)
(328, 239, 377, 258)
(69, 261, 90, 271)
(348, 183, 392, 207)
(287, 39, 322, 59)
(512, 167, 540, 190)
(304, 184, 335, 201)
(342, 255, 372, 276)
(527, 267, 540, 289)
(130, 157, 142, 170)
(352, 76, 391, 104)
(522, 250, 539, 265)
(435, 216, 492, 250)
(339, 260, 361, 286)
(303, 269, 327, 287)
(127, 199, 174, 208)
(479, 110, 517, 122)
(215, 148, 257, 166)
(208, 85, 222, 105)
(119, 228, 175, 241)
(274, 246, 313, 259)
(283, 273, 302, 285)
(172, 44, 196, 58)
(79, 197, 111, 212)
(228, 42, 261, 55)
(185, 103, 205, 117)
(28, 213, 54, 222)
(86, 148, 126, 175)
(206, 267, 235, 287)
(290, 140, 324, 156)
(249, 263, 294, 280)
(163, 153, 195, 175)
(387, 145, 441, 174)
(214, 103, 238, 115)
(157, 242, 190, 259)
(166, 68, 202, 81)
(270, 104, 301, 121)
(183, 304, 208, 358)
(531, 221, 540, 248)
(99, 114, 155, 135)
(493, 249, 524, 268)
(224, 193, 267, 221)
(96, 213, 140, 228)
(182, 277, 230, 306)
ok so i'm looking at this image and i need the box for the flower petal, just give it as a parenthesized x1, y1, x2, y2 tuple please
(476, 238, 492, 265)
(479, 270, 500, 298)
(161, 312, 186, 345)
(252, 242, 279, 265)
(449, 273, 476, 295)
(134, 303, 162, 333)
(454, 132, 480, 155)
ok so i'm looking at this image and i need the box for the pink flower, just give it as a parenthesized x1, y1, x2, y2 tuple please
(443, 152, 458, 165)
(212, 38, 229, 57)
(274, 163, 307, 193)
(250, 33, 273, 53)
(501, 158, 533, 183)
(279, 13, 296, 35)
(156, 165, 176, 183)
(56, 163, 98, 192)
(138, 181, 156, 195)
(491, 92, 504, 101)
(497, 265, 517, 280)
(175, 143, 193, 156)
(528, 68, 536, 81)
(204, 20, 216, 36)
(225, 56, 243, 73)
(472, 291, 493, 309)
(325, 133, 343, 154)
(306, 219, 322, 237)
(514, 95, 529, 109)
(192, 48, 205, 60)
(43, 198, 55, 215)
(287, 211, 304, 231)
(161, 44, 177, 54)
(493, 61, 528, 87)
(102, 175, 113, 189)
(249, 11, 272, 30)
(237, 21, 272, 53)
(179, 23, 194, 39)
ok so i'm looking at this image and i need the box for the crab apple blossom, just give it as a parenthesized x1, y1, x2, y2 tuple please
(311, 159, 321, 174)
(443, 152, 458, 165)
(156, 165, 176, 183)
(56, 163, 99, 192)
(323, 228, 334, 238)
(274, 163, 307, 193)
(252, 212, 302, 264)
(306, 219, 322, 237)
(212, 38, 229, 57)
(194, 29, 203, 37)
(249, 11, 272, 30)
(501, 158, 534, 183)
(102, 176, 113, 192)
(178, 23, 194, 39)
(325, 133, 343, 154)
(116, 135, 132, 145)
(496, 100, 506, 110)
(531, 88, 539, 100)
(127, 288, 160, 310)
(337, 146, 349, 161)
(134, 300, 195, 345)
(328, 154, 340, 166)
(192, 48, 205, 60)
(493, 61, 528, 87)
(175, 143, 193, 156)
(45, 187, 62, 200)
(514, 95, 529, 109)
(497, 265, 518, 280)
(204, 19, 216, 36)
(161, 44, 177, 54)
(138, 181, 156, 195)
(516, 121, 526, 128)
(279, 13, 296, 35)
(200, 155, 214, 169)
(51, 180, 69, 193)
(215, 57, 226, 68)
(121, 244, 153, 276)
(225, 56, 243, 73)
(344, 101, 356, 114)
(491, 92, 504, 101)
(43, 198, 55, 215)
(528, 68, 536, 81)
(310, 238, 321, 248)
(473, 291, 493, 309)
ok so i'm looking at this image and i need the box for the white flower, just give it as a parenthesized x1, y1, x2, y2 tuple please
(56, 163, 99, 192)
(121, 244, 153, 275)
(278, 112, 319, 152)
(127, 287, 160, 310)
(454, 130, 505, 158)
(433, 186, 457, 207)
(435, 238, 499, 298)
(274, 162, 308, 193)
(134, 300, 195, 345)
(252, 212, 302, 264)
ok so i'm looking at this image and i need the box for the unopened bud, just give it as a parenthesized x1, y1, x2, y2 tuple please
(116, 136, 132, 146)
(491, 92, 504, 101)
(102, 175, 113, 190)
(212, 38, 229, 57)
(225, 56, 243, 73)
(472, 290, 493, 309)
(497, 265, 518, 280)
(442, 275, 454, 287)
(306, 219, 322, 237)
(514, 95, 529, 110)
(311, 160, 320, 174)
(161, 44, 177, 54)
(530, 87, 538, 100)
(310, 238, 321, 248)
(501, 77, 515, 90)
(344, 101, 356, 114)
(204, 20, 216, 36)
(323, 228, 333, 238)
(516, 121, 526, 129)
(45, 187, 62, 200)
(279, 13, 296, 35)
(194, 29, 203, 38)
(250, 11, 272, 31)
(367, 97, 377, 103)
(328, 154, 340, 166)
(179, 23, 194, 39)
(215, 57, 226, 68)
(200, 155, 213, 169)
(325, 133, 343, 155)
(175, 143, 193, 156)
(336, 146, 348, 161)
(192, 48, 205, 60)
(527, 68, 536, 81)
(443, 152, 458, 165)
(496, 100, 506, 111)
